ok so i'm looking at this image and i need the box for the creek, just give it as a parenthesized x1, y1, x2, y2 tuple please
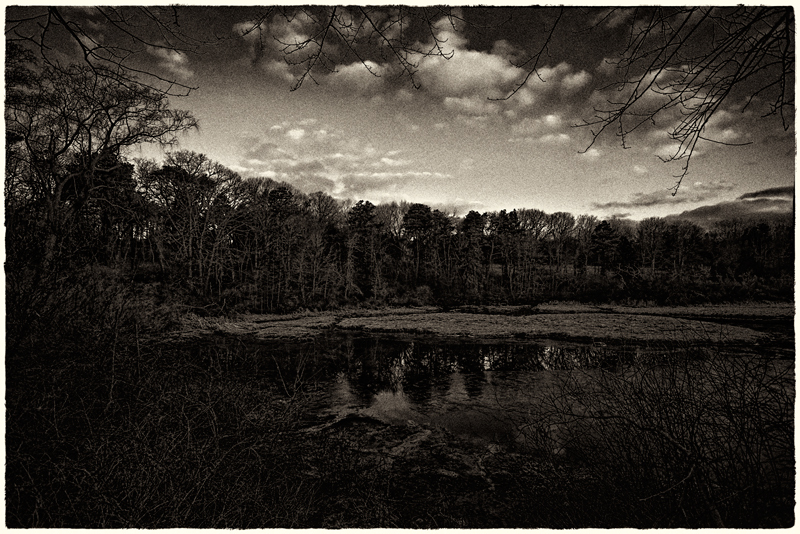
(195, 333, 653, 448)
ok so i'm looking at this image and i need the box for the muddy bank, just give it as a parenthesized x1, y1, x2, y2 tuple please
(172, 302, 791, 345)
(294, 413, 596, 528)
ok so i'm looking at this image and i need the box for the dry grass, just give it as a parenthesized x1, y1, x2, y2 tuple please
(173, 303, 782, 344)
(517, 348, 795, 527)
(337, 312, 770, 344)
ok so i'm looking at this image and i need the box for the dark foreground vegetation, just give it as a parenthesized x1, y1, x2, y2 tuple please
(6, 294, 795, 527)
(5, 33, 794, 528)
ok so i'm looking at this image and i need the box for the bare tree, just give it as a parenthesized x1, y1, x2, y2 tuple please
(6, 6, 208, 96)
(581, 7, 794, 192)
(5, 60, 197, 267)
(235, 6, 468, 91)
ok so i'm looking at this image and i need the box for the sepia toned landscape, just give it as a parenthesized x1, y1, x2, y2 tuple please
(5, 6, 795, 528)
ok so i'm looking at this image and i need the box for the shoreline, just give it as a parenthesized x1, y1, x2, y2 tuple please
(171, 301, 794, 345)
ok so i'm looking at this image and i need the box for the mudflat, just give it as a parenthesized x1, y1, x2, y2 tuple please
(174, 302, 793, 345)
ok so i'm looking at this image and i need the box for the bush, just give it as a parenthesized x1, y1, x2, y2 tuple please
(518, 342, 794, 527)
(6, 339, 320, 528)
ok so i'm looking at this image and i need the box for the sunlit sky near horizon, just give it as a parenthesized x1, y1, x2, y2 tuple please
(11, 5, 797, 221)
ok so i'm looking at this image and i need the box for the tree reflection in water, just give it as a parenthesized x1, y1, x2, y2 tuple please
(318, 335, 618, 442)
(331, 337, 611, 399)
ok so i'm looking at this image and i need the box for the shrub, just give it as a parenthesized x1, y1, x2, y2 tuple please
(519, 342, 794, 527)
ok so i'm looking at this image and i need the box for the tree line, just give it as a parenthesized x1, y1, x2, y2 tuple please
(5, 41, 793, 330)
(7, 146, 793, 317)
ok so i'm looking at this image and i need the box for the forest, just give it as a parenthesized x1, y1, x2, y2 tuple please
(7, 139, 795, 324)
(5, 8, 794, 528)
(5, 40, 794, 357)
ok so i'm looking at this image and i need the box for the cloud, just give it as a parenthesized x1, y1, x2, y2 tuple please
(529, 62, 591, 95)
(147, 46, 194, 78)
(376, 157, 411, 167)
(511, 114, 565, 136)
(633, 165, 649, 174)
(286, 128, 306, 141)
(443, 96, 502, 116)
(490, 39, 527, 63)
(538, 133, 571, 144)
(562, 70, 591, 92)
(394, 112, 420, 131)
(416, 47, 523, 99)
(454, 114, 491, 128)
(595, 57, 618, 77)
(666, 196, 793, 228)
(415, 15, 591, 114)
(738, 186, 794, 200)
(233, 12, 325, 83)
(234, 120, 448, 201)
(336, 170, 449, 199)
(579, 148, 602, 158)
(593, 180, 736, 210)
(329, 60, 386, 94)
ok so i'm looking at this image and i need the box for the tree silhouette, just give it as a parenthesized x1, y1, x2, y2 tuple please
(581, 7, 794, 192)
(5, 60, 197, 268)
(6, 6, 207, 96)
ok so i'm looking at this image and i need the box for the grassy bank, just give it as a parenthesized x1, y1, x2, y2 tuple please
(173, 302, 790, 344)
(6, 297, 794, 527)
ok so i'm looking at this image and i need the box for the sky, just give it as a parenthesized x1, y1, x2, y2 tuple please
(9, 5, 796, 222)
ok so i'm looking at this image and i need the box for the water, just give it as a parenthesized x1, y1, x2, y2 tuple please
(200, 333, 634, 447)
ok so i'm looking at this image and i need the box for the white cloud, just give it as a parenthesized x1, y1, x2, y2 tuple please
(330, 60, 386, 93)
(544, 114, 562, 126)
(261, 59, 295, 82)
(377, 157, 411, 167)
(562, 70, 591, 92)
(417, 48, 523, 99)
(235, 120, 447, 202)
(511, 114, 566, 136)
(655, 142, 684, 160)
(443, 96, 502, 115)
(148, 46, 194, 78)
(579, 148, 602, 158)
(286, 128, 306, 141)
(539, 133, 571, 144)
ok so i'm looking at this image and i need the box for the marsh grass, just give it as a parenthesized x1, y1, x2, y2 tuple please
(517, 338, 795, 528)
(5, 271, 326, 528)
(6, 339, 320, 527)
(6, 280, 794, 527)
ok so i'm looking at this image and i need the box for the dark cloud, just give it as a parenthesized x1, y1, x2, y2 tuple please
(242, 141, 282, 161)
(592, 181, 735, 210)
(665, 197, 793, 228)
(284, 173, 338, 195)
(737, 186, 794, 200)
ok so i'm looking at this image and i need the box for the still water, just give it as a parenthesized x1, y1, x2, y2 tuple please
(200, 333, 638, 447)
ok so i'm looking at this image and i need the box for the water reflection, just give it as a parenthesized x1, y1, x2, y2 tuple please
(199, 334, 627, 446)
(307, 336, 619, 444)
(328, 337, 612, 402)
